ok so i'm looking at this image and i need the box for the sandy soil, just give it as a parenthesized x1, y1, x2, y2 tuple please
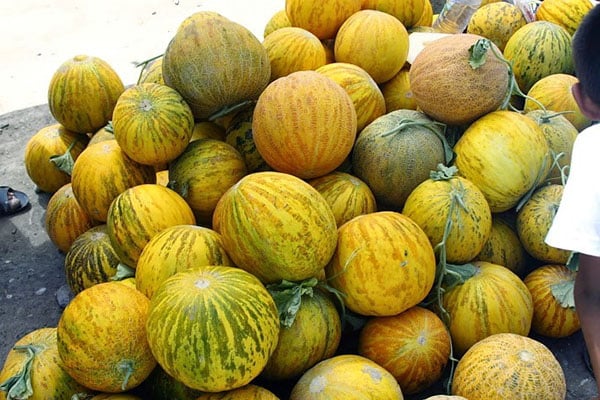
(0, 0, 282, 115)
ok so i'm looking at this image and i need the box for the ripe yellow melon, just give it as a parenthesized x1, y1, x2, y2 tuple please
(467, 2, 527, 51)
(524, 73, 592, 131)
(409, 33, 509, 126)
(381, 66, 417, 111)
(316, 62, 386, 132)
(362, 0, 427, 28)
(286, 0, 362, 40)
(263, 9, 291, 38)
(335, 9, 409, 84)
(263, 26, 327, 81)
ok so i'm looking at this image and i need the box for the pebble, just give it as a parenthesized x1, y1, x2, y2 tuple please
(35, 287, 46, 295)
(55, 284, 73, 308)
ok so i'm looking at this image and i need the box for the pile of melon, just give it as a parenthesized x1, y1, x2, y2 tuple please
(3, 0, 595, 398)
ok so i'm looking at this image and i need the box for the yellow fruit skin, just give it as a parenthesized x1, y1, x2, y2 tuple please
(453, 110, 550, 213)
(289, 354, 404, 399)
(106, 184, 196, 268)
(452, 333, 566, 400)
(402, 175, 492, 264)
(45, 183, 96, 253)
(358, 306, 451, 395)
(252, 71, 357, 179)
(316, 62, 386, 132)
(362, 0, 427, 28)
(524, 73, 592, 131)
(442, 262, 533, 356)
(261, 289, 342, 381)
(48, 55, 124, 134)
(112, 83, 194, 166)
(263, 27, 327, 81)
(24, 123, 89, 194)
(466, 2, 527, 51)
(326, 211, 436, 316)
(475, 215, 529, 276)
(264, 9, 291, 38)
(286, 0, 362, 40)
(334, 10, 409, 84)
(536, 0, 593, 35)
(0, 328, 88, 400)
(57, 282, 156, 392)
(308, 171, 377, 228)
(516, 184, 570, 264)
(70, 140, 156, 222)
(524, 264, 580, 338)
(381, 66, 417, 111)
(212, 171, 338, 284)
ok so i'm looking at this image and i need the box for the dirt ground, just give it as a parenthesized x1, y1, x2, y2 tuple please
(1, 104, 598, 399)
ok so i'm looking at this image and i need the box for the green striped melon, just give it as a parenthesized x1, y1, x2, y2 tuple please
(212, 171, 338, 283)
(146, 266, 280, 392)
(0, 328, 87, 399)
(45, 183, 97, 254)
(535, 0, 593, 35)
(224, 105, 271, 173)
(503, 21, 574, 93)
(162, 12, 270, 120)
(261, 287, 342, 381)
(135, 224, 233, 299)
(48, 55, 125, 134)
(112, 83, 194, 166)
(24, 123, 89, 194)
(168, 138, 247, 226)
(64, 225, 121, 294)
(107, 184, 196, 268)
(308, 171, 377, 228)
(71, 140, 156, 222)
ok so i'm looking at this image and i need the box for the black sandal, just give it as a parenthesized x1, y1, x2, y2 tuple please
(0, 186, 30, 216)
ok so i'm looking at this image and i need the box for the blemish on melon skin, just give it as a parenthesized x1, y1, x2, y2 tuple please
(363, 365, 383, 382)
(309, 375, 327, 393)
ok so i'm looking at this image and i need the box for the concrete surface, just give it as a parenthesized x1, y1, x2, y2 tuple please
(0, 1, 598, 399)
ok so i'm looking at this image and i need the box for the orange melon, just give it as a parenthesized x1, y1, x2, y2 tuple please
(252, 71, 356, 179)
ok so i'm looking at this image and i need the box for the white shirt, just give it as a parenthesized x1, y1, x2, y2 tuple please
(545, 123, 600, 257)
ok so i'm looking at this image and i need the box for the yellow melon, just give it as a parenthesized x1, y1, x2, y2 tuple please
(334, 9, 409, 84)
(263, 26, 327, 81)
(286, 0, 362, 40)
(524, 73, 592, 131)
(381, 66, 417, 111)
(466, 2, 527, 51)
(316, 62, 386, 132)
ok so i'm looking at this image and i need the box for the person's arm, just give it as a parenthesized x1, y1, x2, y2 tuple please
(575, 253, 600, 399)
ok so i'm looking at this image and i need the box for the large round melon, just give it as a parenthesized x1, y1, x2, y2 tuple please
(503, 21, 574, 94)
(252, 70, 356, 180)
(162, 11, 271, 120)
(409, 33, 510, 126)
(146, 266, 280, 392)
(212, 171, 338, 283)
(453, 110, 550, 212)
(351, 109, 448, 210)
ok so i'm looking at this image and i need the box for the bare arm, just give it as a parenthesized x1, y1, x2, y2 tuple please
(575, 253, 600, 399)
